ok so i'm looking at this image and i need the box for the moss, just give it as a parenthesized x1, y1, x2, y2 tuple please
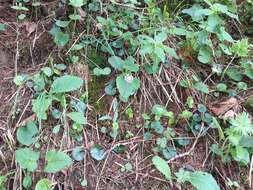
(88, 76, 107, 114)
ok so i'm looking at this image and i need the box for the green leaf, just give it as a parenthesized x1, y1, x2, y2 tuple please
(154, 47, 165, 62)
(44, 151, 72, 173)
(241, 61, 253, 79)
(50, 75, 83, 93)
(90, 145, 106, 161)
(0, 23, 6, 31)
(72, 147, 85, 161)
(55, 20, 70, 28)
(23, 175, 32, 189)
(176, 169, 220, 190)
(108, 56, 124, 71)
(152, 156, 171, 180)
(116, 74, 140, 102)
(226, 68, 243, 81)
(216, 83, 227, 92)
(232, 146, 250, 164)
(67, 112, 86, 125)
(15, 148, 40, 172)
(35, 179, 52, 190)
(54, 31, 69, 47)
(198, 46, 212, 64)
(151, 104, 173, 118)
(182, 5, 211, 21)
(193, 82, 209, 93)
(17, 121, 38, 146)
(93, 67, 111, 76)
(123, 56, 139, 72)
(69, 0, 85, 7)
(32, 94, 52, 120)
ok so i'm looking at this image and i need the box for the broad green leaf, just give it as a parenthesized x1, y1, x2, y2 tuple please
(44, 151, 72, 173)
(198, 46, 212, 64)
(32, 94, 52, 120)
(152, 156, 171, 180)
(226, 68, 243, 81)
(67, 112, 86, 125)
(90, 145, 106, 161)
(108, 56, 124, 71)
(93, 67, 111, 76)
(0, 175, 7, 190)
(17, 121, 38, 146)
(15, 148, 40, 171)
(54, 31, 69, 47)
(50, 75, 83, 93)
(35, 179, 52, 190)
(182, 5, 211, 21)
(116, 74, 140, 102)
(232, 146, 249, 164)
(176, 169, 220, 190)
(193, 82, 209, 93)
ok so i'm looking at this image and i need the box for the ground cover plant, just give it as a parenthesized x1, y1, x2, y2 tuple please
(0, 0, 253, 189)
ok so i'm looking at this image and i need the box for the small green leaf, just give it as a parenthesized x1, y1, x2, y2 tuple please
(67, 112, 86, 125)
(50, 75, 83, 93)
(72, 147, 85, 161)
(17, 121, 38, 146)
(93, 67, 111, 76)
(54, 31, 69, 47)
(35, 179, 52, 190)
(23, 175, 32, 189)
(90, 145, 106, 161)
(0, 23, 6, 31)
(69, 0, 85, 7)
(193, 82, 209, 93)
(44, 151, 72, 173)
(55, 20, 70, 28)
(15, 148, 40, 172)
(152, 156, 171, 180)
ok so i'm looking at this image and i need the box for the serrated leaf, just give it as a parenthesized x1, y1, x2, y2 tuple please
(32, 94, 52, 120)
(44, 151, 72, 173)
(15, 148, 40, 172)
(50, 75, 83, 93)
(152, 156, 171, 180)
(67, 112, 86, 125)
(17, 121, 38, 146)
